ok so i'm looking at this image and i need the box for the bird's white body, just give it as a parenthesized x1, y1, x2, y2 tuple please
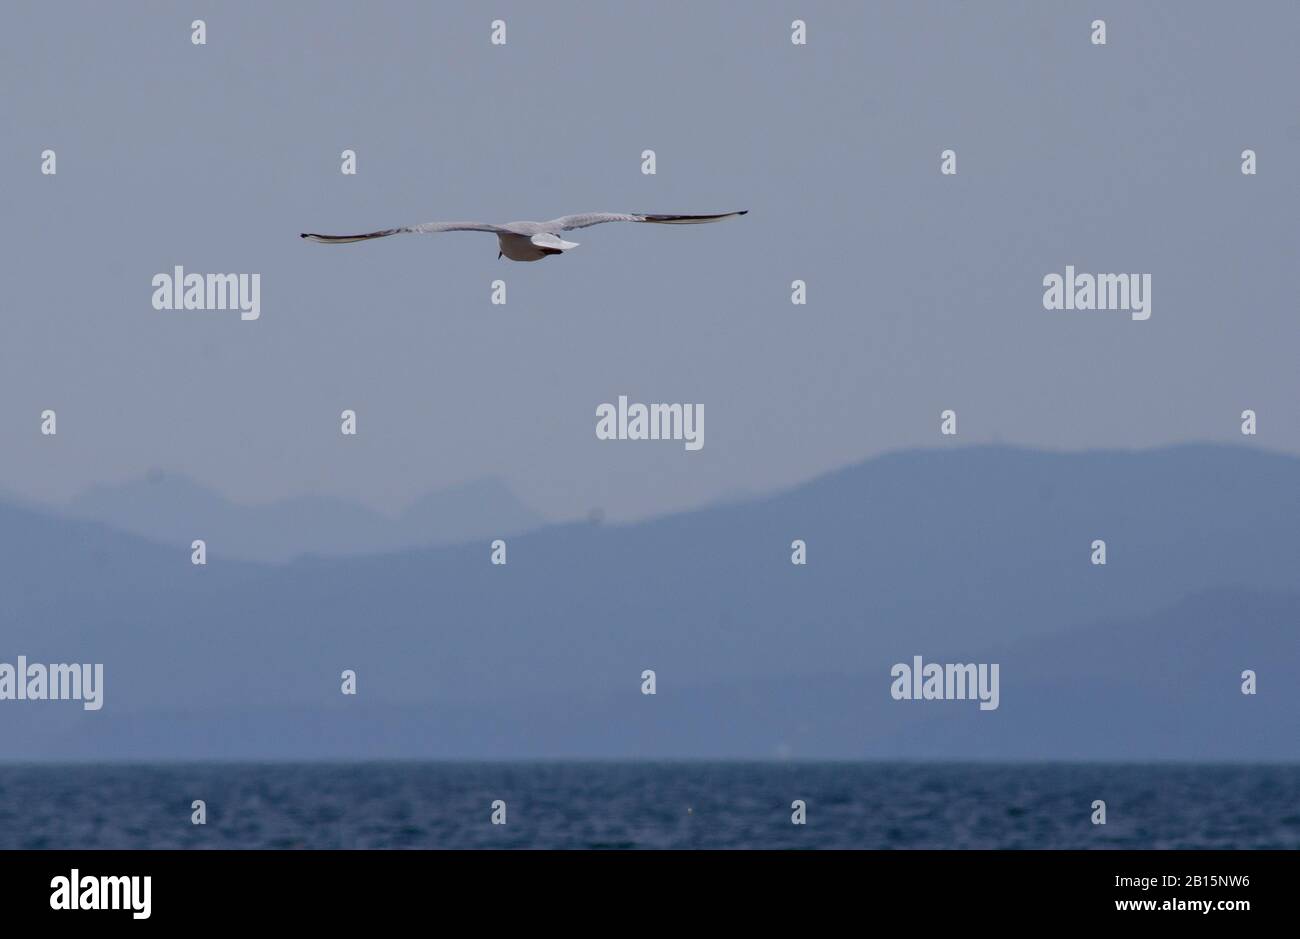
(301, 211, 747, 261)
(497, 231, 581, 261)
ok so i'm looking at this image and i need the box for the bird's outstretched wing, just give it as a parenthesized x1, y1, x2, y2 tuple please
(542, 210, 748, 231)
(300, 221, 506, 244)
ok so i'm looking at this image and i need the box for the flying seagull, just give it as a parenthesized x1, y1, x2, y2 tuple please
(301, 210, 748, 261)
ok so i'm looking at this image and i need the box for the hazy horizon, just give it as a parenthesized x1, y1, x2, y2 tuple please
(3, 444, 1295, 762)
(6, 437, 1297, 524)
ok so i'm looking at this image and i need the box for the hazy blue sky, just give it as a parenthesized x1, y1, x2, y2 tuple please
(3, 1, 1297, 521)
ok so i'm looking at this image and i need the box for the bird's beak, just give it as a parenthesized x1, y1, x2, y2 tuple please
(498, 251, 503, 260)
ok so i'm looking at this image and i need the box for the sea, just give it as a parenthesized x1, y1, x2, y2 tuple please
(0, 762, 1295, 850)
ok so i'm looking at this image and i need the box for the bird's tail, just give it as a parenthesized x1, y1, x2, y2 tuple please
(300, 228, 401, 244)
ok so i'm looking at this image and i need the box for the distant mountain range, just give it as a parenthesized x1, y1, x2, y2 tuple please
(1, 444, 1296, 760)
(56, 472, 545, 562)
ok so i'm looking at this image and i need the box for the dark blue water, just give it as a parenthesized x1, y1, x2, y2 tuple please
(0, 763, 1295, 849)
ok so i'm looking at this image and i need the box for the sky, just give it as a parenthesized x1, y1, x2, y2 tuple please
(2, 0, 1297, 522)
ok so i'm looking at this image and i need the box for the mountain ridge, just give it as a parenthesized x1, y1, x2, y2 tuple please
(54, 471, 546, 563)
(0, 443, 1295, 760)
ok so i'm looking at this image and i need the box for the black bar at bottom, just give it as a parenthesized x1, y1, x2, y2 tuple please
(0, 850, 1286, 925)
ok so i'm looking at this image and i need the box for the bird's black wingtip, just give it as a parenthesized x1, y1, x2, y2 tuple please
(299, 233, 309, 239)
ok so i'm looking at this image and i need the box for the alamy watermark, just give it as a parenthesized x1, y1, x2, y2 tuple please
(890, 656, 999, 711)
(50, 870, 150, 919)
(0, 656, 103, 710)
(152, 266, 260, 321)
(1042, 265, 1150, 321)
(595, 395, 704, 451)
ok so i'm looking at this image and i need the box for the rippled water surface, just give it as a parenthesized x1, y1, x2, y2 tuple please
(0, 763, 1295, 849)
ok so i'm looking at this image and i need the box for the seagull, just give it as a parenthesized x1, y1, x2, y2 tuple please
(301, 210, 748, 262)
